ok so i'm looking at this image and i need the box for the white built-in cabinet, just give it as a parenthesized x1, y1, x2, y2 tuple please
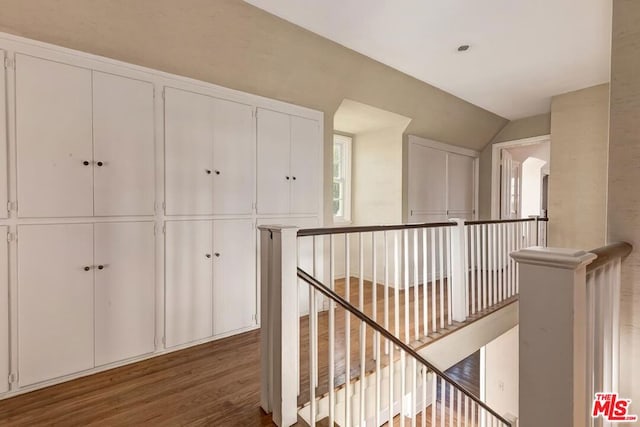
(17, 222, 155, 386)
(407, 136, 477, 222)
(15, 54, 155, 218)
(165, 219, 256, 348)
(164, 87, 255, 216)
(257, 108, 321, 215)
(0, 33, 322, 398)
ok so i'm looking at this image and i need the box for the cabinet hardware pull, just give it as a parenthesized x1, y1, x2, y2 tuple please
(96, 161, 104, 167)
(97, 265, 104, 270)
(83, 161, 90, 166)
(205, 254, 211, 258)
(214, 253, 220, 257)
(205, 169, 212, 174)
(215, 170, 220, 175)
(292, 176, 297, 180)
(285, 176, 290, 180)
(83, 266, 91, 271)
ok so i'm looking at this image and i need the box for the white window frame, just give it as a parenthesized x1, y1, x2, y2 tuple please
(333, 134, 352, 223)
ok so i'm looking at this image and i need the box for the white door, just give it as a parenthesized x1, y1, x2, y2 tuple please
(407, 143, 447, 222)
(212, 98, 255, 215)
(15, 54, 93, 218)
(93, 72, 155, 216)
(447, 153, 475, 220)
(94, 222, 155, 366)
(212, 220, 256, 336)
(257, 108, 291, 215)
(290, 116, 320, 215)
(18, 224, 94, 386)
(165, 220, 213, 347)
(0, 51, 7, 219)
(165, 88, 215, 215)
(0, 226, 8, 393)
(500, 150, 515, 219)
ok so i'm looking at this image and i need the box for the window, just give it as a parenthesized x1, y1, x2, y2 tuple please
(333, 134, 352, 223)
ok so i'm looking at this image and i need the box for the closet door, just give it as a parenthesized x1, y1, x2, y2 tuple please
(212, 220, 256, 336)
(16, 54, 93, 218)
(93, 72, 155, 216)
(0, 51, 7, 219)
(18, 224, 94, 386)
(257, 109, 290, 215)
(94, 222, 155, 366)
(165, 88, 215, 215)
(290, 116, 320, 215)
(165, 221, 213, 347)
(446, 153, 475, 220)
(0, 226, 7, 393)
(212, 98, 255, 215)
(407, 143, 447, 222)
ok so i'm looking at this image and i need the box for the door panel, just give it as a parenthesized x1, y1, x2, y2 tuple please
(0, 51, 7, 219)
(256, 108, 290, 215)
(165, 88, 215, 215)
(212, 98, 255, 215)
(408, 143, 447, 217)
(94, 222, 155, 366)
(0, 226, 7, 393)
(165, 220, 213, 347)
(16, 54, 93, 217)
(18, 224, 94, 386)
(93, 72, 155, 216)
(446, 153, 474, 217)
(212, 220, 256, 335)
(290, 116, 320, 215)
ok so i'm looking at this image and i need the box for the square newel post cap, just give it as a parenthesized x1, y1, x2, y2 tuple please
(511, 246, 597, 270)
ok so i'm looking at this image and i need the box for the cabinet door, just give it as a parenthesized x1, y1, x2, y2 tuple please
(93, 72, 155, 216)
(16, 54, 93, 218)
(407, 143, 447, 220)
(290, 116, 320, 215)
(94, 222, 155, 366)
(256, 109, 290, 215)
(447, 153, 475, 219)
(212, 98, 255, 215)
(0, 51, 7, 219)
(165, 88, 215, 215)
(0, 226, 7, 393)
(212, 220, 256, 336)
(165, 221, 213, 347)
(18, 224, 94, 386)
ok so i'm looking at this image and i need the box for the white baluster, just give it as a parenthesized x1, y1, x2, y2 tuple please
(423, 228, 429, 337)
(431, 229, 437, 333)
(446, 227, 453, 325)
(345, 234, 351, 427)
(395, 232, 400, 339)
(414, 229, 420, 341)
(482, 225, 488, 310)
(401, 350, 406, 426)
(384, 231, 390, 355)
(404, 229, 410, 343)
(439, 228, 445, 330)
(309, 285, 316, 425)
(329, 235, 336, 425)
(470, 225, 476, 315)
(359, 320, 366, 426)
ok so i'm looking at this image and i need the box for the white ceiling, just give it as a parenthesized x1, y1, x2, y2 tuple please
(334, 99, 412, 134)
(245, 0, 612, 120)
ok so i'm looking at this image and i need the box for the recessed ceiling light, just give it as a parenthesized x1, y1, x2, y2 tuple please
(457, 45, 470, 52)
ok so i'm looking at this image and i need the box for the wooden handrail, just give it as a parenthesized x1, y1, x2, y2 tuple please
(297, 267, 513, 427)
(587, 242, 633, 272)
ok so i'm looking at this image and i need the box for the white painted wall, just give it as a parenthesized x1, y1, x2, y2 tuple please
(521, 157, 546, 218)
(484, 326, 519, 419)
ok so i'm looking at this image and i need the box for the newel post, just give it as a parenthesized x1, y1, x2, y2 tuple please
(511, 247, 596, 427)
(449, 218, 468, 322)
(259, 225, 299, 427)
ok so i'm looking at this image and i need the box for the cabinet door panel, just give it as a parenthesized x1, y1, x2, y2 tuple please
(212, 220, 255, 336)
(18, 224, 94, 386)
(290, 116, 320, 215)
(165, 88, 215, 215)
(257, 109, 290, 215)
(94, 222, 155, 366)
(93, 72, 155, 216)
(0, 226, 7, 393)
(0, 51, 7, 219)
(407, 144, 447, 217)
(16, 54, 93, 217)
(447, 153, 474, 216)
(212, 98, 255, 215)
(165, 221, 213, 347)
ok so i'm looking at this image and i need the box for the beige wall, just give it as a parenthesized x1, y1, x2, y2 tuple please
(352, 127, 405, 225)
(0, 0, 507, 225)
(548, 84, 609, 249)
(608, 0, 640, 404)
(485, 326, 519, 418)
(478, 114, 551, 218)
